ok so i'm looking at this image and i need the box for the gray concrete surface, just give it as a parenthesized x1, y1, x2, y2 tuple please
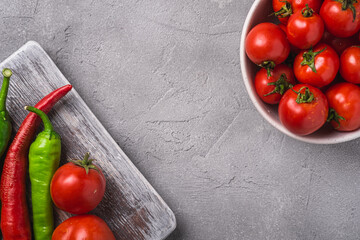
(2, 0, 360, 239)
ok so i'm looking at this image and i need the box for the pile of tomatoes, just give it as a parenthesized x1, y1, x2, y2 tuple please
(245, 0, 360, 135)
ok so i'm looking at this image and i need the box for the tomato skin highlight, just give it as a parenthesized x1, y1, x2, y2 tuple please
(279, 84, 328, 135)
(286, 9, 324, 49)
(50, 162, 106, 215)
(255, 64, 295, 104)
(245, 23, 290, 65)
(320, 0, 360, 38)
(340, 46, 360, 84)
(294, 43, 339, 88)
(52, 215, 115, 240)
(326, 83, 360, 131)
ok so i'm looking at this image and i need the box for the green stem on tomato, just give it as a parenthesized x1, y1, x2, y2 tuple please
(334, 0, 358, 22)
(259, 61, 276, 78)
(291, 87, 314, 104)
(70, 152, 99, 174)
(271, 0, 293, 18)
(300, 47, 327, 73)
(301, 4, 314, 17)
(327, 108, 345, 129)
(264, 74, 293, 96)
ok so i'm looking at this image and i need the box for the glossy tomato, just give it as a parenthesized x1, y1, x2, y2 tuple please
(255, 64, 295, 104)
(279, 84, 328, 135)
(286, 5, 324, 49)
(321, 30, 359, 55)
(52, 215, 115, 240)
(245, 23, 290, 69)
(326, 83, 360, 131)
(50, 153, 106, 214)
(294, 43, 339, 88)
(320, 0, 360, 38)
(340, 46, 360, 84)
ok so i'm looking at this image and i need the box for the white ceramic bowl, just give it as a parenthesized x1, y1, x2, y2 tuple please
(240, 0, 360, 144)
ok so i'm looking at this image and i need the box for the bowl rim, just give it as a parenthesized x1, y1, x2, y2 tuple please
(239, 0, 359, 144)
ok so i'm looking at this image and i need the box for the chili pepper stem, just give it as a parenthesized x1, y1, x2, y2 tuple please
(0, 68, 12, 113)
(25, 106, 54, 132)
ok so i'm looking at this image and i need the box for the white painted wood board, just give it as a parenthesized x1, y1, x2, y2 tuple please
(0, 41, 176, 240)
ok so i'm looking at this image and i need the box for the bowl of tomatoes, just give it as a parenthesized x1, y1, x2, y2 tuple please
(240, 0, 360, 144)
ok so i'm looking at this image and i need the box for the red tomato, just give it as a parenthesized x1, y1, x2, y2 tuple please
(52, 215, 115, 240)
(294, 43, 339, 88)
(255, 64, 296, 104)
(245, 23, 290, 68)
(326, 82, 360, 131)
(321, 30, 359, 55)
(279, 84, 328, 135)
(320, 0, 360, 38)
(340, 46, 360, 84)
(286, 5, 324, 49)
(50, 154, 106, 214)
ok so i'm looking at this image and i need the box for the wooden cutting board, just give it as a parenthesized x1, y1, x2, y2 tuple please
(0, 41, 176, 240)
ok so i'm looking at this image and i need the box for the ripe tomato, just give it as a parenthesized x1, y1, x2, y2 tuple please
(321, 30, 359, 55)
(293, 43, 339, 88)
(279, 84, 328, 135)
(340, 46, 360, 84)
(255, 64, 296, 104)
(245, 23, 290, 70)
(320, 0, 360, 38)
(286, 5, 324, 49)
(52, 215, 115, 240)
(50, 153, 106, 214)
(326, 82, 360, 131)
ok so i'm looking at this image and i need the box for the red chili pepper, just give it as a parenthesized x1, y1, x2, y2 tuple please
(0, 84, 72, 240)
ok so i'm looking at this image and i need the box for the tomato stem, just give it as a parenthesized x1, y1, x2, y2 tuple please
(271, 0, 293, 18)
(259, 61, 276, 78)
(264, 74, 293, 96)
(327, 108, 345, 129)
(300, 47, 327, 73)
(291, 87, 315, 104)
(335, 0, 358, 22)
(70, 152, 99, 174)
(301, 4, 314, 17)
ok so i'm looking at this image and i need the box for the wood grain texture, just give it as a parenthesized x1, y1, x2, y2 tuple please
(0, 41, 176, 240)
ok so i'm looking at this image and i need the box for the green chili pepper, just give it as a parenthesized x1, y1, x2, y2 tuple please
(0, 68, 12, 158)
(26, 106, 61, 240)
